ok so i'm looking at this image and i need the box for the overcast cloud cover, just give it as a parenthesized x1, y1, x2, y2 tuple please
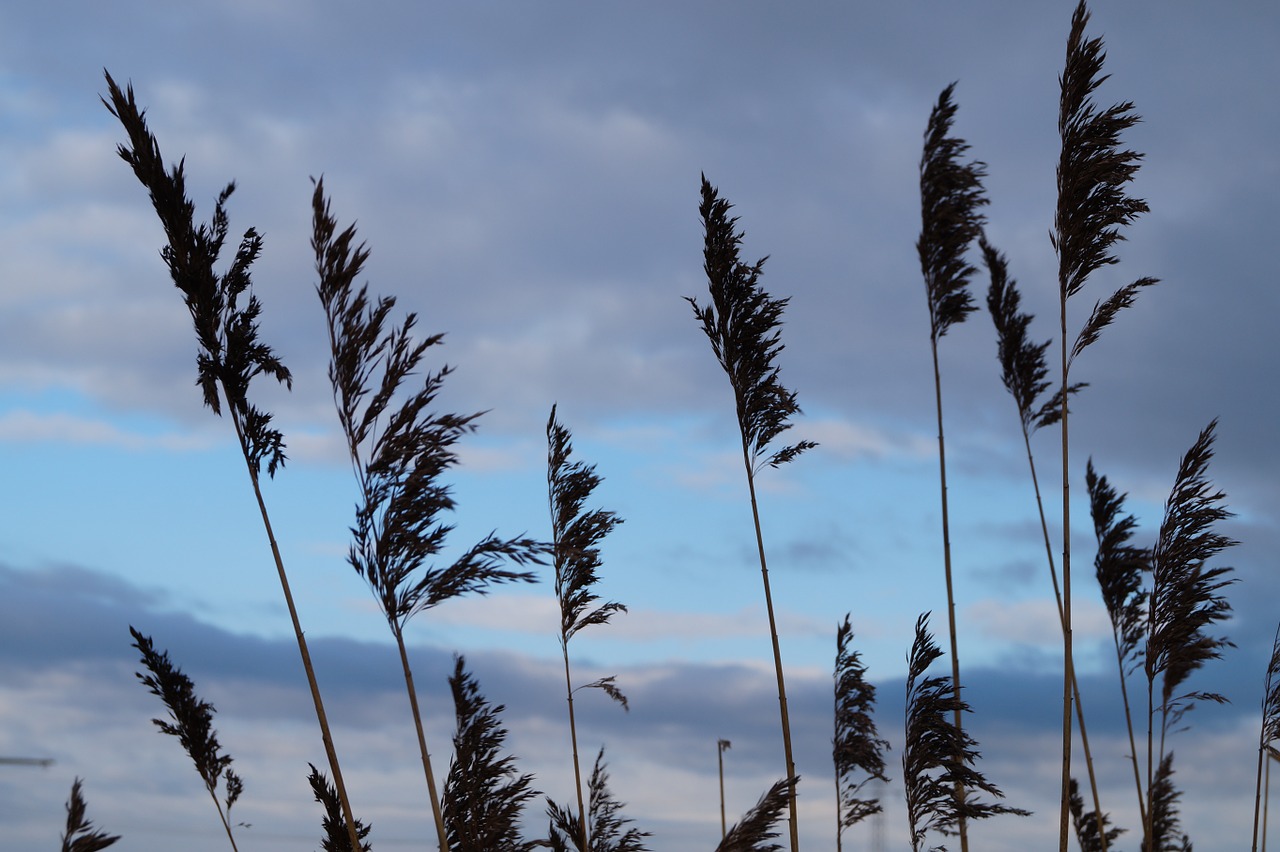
(1, 2, 1277, 850)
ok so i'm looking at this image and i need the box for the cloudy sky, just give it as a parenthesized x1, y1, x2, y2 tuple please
(2, 2, 1277, 849)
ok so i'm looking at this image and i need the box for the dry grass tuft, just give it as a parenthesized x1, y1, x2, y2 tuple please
(60, 778, 120, 852)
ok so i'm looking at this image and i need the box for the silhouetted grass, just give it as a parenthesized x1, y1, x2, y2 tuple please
(833, 614, 889, 851)
(547, 404, 629, 850)
(313, 178, 543, 849)
(916, 80, 988, 852)
(1069, 777, 1125, 852)
(546, 747, 651, 852)
(902, 613, 1028, 851)
(308, 764, 372, 852)
(1253, 624, 1280, 850)
(1145, 420, 1236, 839)
(714, 777, 797, 852)
(102, 71, 360, 850)
(60, 779, 119, 852)
(688, 174, 814, 851)
(129, 626, 242, 851)
(444, 656, 541, 852)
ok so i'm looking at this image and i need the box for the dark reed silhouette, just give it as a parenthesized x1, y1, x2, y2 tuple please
(714, 778, 797, 852)
(688, 174, 815, 851)
(308, 764, 373, 852)
(902, 613, 1028, 852)
(547, 404, 629, 851)
(916, 80, 988, 852)
(832, 614, 889, 852)
(546, 748, 651, 852)
(1068, 778, 1125, 852)
(1144, 753, 1191, 851)
(1144, 420, 1235, 841)
(1088, 459, 1152, 826)
(982, 237, 1108, 844)
(1253, 624, 1280, 850)
(60, 779, 119, 852)
(1053, 4, 1159, 842)
(129, 627, 242, 851)
(444, 656, 541, 852)
(312, 178, 543, 849)
(101, 71, 361, 851)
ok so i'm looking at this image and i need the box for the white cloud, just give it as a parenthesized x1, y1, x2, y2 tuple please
(0, 410, 213, 452)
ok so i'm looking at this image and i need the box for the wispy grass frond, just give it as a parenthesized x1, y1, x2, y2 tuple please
(548, 405, 627, 645)
(903, 614, 1029, 851)
(102, 71, 291, 477)
(714, 777, 797, 852)
(687, 175, 815, 472)
(61, 779, 120, 852)
(579, 676, 629, 712)
(1069, 777, 1125, 852)
(1255, 624, 1280, 849)
(130, 626, 242, 851)
(1146, 419, 1237, 719)
(982, 237, 1084, 432)
(547, 748, 651, 852)
(688, 174, 808, 850)
(918, 82, 988, 342)
(833, 615, 889, 850)
(1087, 461, 1150, 672)
(1145, 753, 1191, 852)
(444, 656, 540, 852)
(1072, 278, 1159, 362)
(308, 764, 372, 852)
(1055, 0, 1150, 303)
(106, 73, 358, 850)
(313, 179, 542, 629)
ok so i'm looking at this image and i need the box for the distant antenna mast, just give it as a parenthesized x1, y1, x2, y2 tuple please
(0, 756, 55, 767)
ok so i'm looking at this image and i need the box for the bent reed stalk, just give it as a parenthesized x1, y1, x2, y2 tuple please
(101, 72, 362, 852)
(688, 174, 816, 852)
(312, 178, 543, 850)
(916, 81, 988, 852)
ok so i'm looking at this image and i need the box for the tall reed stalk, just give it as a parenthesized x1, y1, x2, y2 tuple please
(1143, 420, 1236, 843)
(312, 179, 543, 850)
(719, 739, 732, 841)
(1254, 624, 1280, 850)
(1086, 460, 1150, 826)
(1053, 4, 1158, 844)
(981, 237, 1111, 845)
(130, 627, 243, 852)
(916, 81, 988, 852)
(688, 174, 815, 851)
(101, 72, 362, 852)
(832, 615, 889, 852)
(902, 613, 1027, 852)
(547, 404, 629, 851)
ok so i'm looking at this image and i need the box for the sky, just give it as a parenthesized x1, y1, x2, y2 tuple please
(1, 2, 1277, 849)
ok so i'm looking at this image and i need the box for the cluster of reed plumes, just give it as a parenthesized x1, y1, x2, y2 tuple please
(62, 1, 1268, 850)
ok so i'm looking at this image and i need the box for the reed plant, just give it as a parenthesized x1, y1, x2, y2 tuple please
(1143, 420, 1236, 842)
(688, 174, 815, 851)
(60, 779, 119, 852)
(915, 80, 988, 852)
(714, 777, 797, 852)
(981, 237, 1110, 844)
(443, 656, 541, 852)
(308, 764, 373, 852)
(546, 748, 651, 852)
(902, 613, 1027, 852)
(129, 627, 243, 851)
(1253, 624, 1280, 850)
(1087, 459, 1151, 825)
(546, 404, 629, 851)
(312, 178, 544, 849)
(832, 614, 889, 851)
(101, 72, 362, 851)
(1068, 778, 1124, 852)
(1053, 3, 1159, 842)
